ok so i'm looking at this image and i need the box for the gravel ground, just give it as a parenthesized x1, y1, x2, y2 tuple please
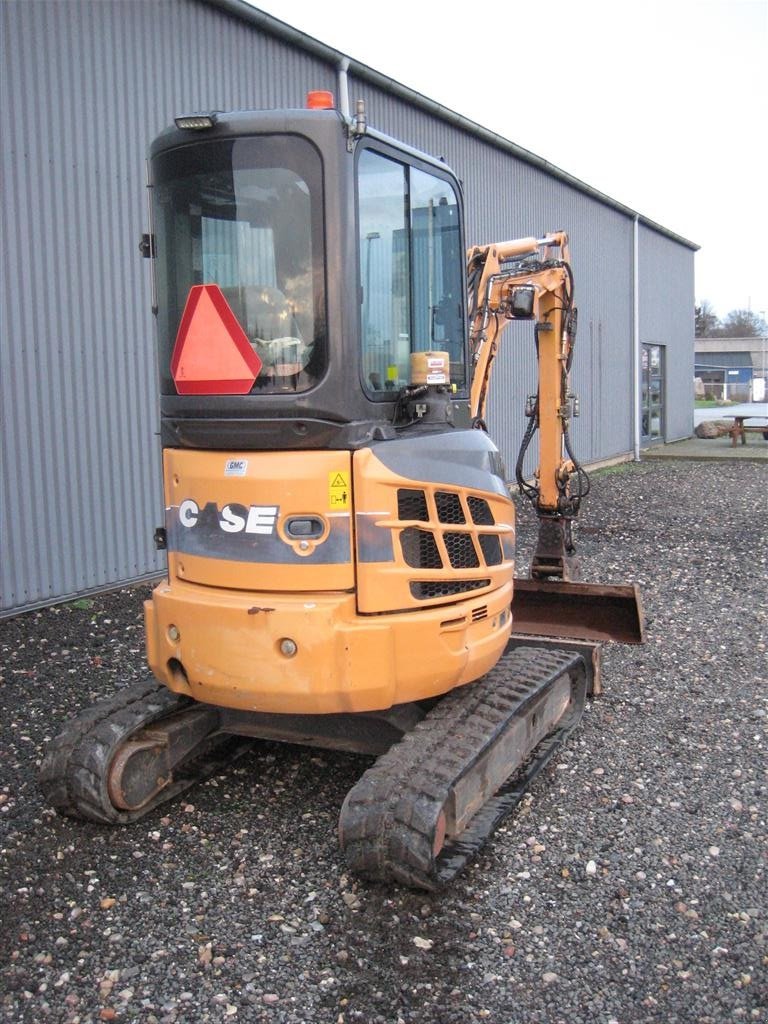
(1, 459, 766, 1024)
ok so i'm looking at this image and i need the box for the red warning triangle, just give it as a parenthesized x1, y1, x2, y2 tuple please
(171, 284, 262, 395)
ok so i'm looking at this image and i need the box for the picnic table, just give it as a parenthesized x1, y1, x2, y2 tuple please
(726, 413, 768, 446)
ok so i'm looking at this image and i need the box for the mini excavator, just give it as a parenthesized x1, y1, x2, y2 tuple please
(40, 95, 643, 889)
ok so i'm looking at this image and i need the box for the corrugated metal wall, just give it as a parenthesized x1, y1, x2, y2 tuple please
(0, 0, 695, 616)
(638, 224, 696, 442)
(0, 0, 334, 615)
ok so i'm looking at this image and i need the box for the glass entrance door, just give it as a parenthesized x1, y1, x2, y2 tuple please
(641, 344, 665, 443)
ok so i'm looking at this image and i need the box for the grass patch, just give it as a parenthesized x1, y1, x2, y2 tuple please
(695, 399, 734, 408)
(589, 462, 638, 478)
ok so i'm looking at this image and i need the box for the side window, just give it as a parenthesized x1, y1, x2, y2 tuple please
(410, 168, 465, 383)
(358, 149, 466, 396)
(358, 150, 410, 392)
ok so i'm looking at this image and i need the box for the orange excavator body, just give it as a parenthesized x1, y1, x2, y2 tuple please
(40, 98, 642, 889)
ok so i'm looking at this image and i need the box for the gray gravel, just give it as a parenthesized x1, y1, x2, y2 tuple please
(1, 459, 766, 1024)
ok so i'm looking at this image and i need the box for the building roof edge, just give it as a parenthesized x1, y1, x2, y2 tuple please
(205, 0, 699, 251)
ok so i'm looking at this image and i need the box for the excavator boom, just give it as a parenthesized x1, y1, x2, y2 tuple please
(467, 232, 643, 646)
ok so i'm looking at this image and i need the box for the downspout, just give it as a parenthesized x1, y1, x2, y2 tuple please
(633, 214, 641, 461)
(337, 57, 350, 120)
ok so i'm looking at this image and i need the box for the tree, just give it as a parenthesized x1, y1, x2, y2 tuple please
(695, 300, 718, 337)
(713, 309, 767, 338)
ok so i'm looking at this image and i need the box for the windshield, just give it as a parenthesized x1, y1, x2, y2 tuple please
(153, 136, 326, 394)
(357, 148, 466, 396)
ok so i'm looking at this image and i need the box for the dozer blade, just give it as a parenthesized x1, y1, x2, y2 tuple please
(511, 578, 645, 645)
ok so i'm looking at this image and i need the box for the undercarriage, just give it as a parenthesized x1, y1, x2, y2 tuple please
(40, 645, 588, 889)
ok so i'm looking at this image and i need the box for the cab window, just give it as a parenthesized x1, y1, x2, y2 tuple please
(357, 149, 466, 396)
(154, 136, 326, 394)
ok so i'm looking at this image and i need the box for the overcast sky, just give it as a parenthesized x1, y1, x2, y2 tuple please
(252, 0, 767, 322)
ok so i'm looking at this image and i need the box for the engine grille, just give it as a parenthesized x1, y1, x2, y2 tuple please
(394, 487, 507, 600)
(410, 579, 491, 600)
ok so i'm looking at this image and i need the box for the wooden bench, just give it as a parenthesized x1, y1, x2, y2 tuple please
(728, 415, 768, 446)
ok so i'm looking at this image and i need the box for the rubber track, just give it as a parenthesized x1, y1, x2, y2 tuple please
(39, 679, 248, 825)
(339, 647, 587, 890)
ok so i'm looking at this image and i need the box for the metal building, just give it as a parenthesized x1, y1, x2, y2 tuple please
(695, 337, 768, 402)
(0, 0, 697, 616)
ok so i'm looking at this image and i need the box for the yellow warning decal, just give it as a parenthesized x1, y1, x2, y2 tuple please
(328, 471, 351, 510)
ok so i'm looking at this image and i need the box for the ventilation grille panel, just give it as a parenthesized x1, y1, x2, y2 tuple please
(435, 491, 465, 524)
(397, 488, 429, 522)
(478, 534, 503, 566)
(410, 579, 491, 600)
(392, 488, 507, 594)
(444, 532, 480, 569)
(400, 528, 443, 569)
(467, 496, 495, 525)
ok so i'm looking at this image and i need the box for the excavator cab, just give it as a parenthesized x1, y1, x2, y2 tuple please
(150, 106, 471, 446)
